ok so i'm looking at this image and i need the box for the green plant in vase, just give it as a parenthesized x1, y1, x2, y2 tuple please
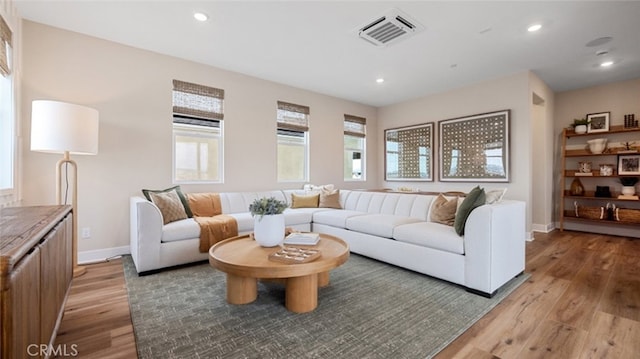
(570, 118, 590, 134)
(619, 177, 639, 197)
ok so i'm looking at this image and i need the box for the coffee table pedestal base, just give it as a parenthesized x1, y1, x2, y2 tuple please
(226, 273, 257, 304)
(225, 272, 330, 313)
(286, 274, 318, 313)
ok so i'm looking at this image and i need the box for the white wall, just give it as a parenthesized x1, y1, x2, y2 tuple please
(20, 21, 378, 256)
(377, 72, 534, 236)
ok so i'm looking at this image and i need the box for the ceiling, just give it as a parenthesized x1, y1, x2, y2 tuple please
(14, 1, 640, 107)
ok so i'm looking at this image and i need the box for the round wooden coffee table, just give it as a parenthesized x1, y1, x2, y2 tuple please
(209, 233, 349, 313)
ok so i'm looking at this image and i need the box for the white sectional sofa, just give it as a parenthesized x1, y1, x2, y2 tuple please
(130, 189, 526, 296)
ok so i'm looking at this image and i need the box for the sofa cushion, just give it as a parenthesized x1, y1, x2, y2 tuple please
(162, 218, 200, 242)
(291, 193, 319, 208)
(142, 185, 193, 218)
(346, 214, 422, 238)
(283, 208, 327, 225)
(312, 209, 366, 228)
(393, 222, 464, 255)
(454, 186, 486, 236)
(149, 190, 188, 225)
(319, 189, 342, 209)
(228, 212, 255, 233)
(429, 194, 457, 226)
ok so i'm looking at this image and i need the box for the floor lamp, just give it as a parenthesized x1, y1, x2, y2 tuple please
(30, 100, 99, 278)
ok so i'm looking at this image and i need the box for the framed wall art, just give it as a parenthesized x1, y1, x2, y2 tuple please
(586, 112, 610, 133)
(439, 110, 510, 182)
(618, 154, 640, 175)
(385, 123, 433, 181)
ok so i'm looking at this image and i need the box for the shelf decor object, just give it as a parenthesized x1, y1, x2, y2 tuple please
(30, 100, 99, 277)
(571, 118, 590, 134)
(570, 178, 585, 196)
(586, 111, 610, 133)
(438, 109, 510, 182)
(385, 123, 433, 181)
(617, 154, 640, 175)
(587, 138, 607, 154)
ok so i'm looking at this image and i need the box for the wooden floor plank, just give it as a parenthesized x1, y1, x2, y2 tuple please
(547, 250, 613, 330)
(516, 319, 588, 358)
(579, 311, 640, 359)
(470, 275, 572, 358)
(55, 231, 640, 358)
(597, 254, 640, 322)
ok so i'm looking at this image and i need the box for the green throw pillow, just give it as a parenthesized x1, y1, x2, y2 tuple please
(142, 185, 193, 218)
(454, 186, 486, 236)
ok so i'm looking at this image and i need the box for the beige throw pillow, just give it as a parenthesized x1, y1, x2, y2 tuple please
(149, 190, 188, 224)
(319, 189, 341, 209)
(429, 194, 458, 226)
(291, 193, 320, 208)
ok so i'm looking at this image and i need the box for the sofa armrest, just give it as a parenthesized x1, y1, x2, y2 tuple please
(130, 196, 163, 273)
(463, 200, 526, 295)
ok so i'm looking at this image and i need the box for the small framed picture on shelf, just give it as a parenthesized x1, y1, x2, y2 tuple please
(617, 154, 640, 175)
(586, 112, 610, 133)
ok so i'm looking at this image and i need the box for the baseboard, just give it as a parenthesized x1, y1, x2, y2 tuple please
(525, 231, 534, 242)
(532, 222, 555, 234)
(78, 246, 130, 265)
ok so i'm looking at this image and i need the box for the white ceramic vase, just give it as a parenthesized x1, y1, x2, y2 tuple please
(621, 186, 636, 196)
(587, 138, 607, 154)
(253, 214, 285, 247)
(574, 125, 587, 134)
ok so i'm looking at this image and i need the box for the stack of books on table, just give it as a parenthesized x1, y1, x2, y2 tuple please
(284, 232, 320, 245)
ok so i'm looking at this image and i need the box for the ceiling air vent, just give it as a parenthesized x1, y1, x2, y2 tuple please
(358, 9, 423, 47)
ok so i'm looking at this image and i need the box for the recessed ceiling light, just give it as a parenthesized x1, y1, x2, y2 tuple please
(600, 61, 614, 67)
(194, 12, 208, 22)
(376, 78, 385, 84)
(527, 24, 542, 32)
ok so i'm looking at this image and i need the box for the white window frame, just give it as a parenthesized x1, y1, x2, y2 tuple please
(344, 135, 365, 181)
(0, 14, 16, 207)
(277, 129, 309, 183)
(173, 122, 223, 184)
(171, 80, 225, 184)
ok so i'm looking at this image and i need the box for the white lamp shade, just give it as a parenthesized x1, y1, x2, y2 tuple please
(31, 100, 99, 155)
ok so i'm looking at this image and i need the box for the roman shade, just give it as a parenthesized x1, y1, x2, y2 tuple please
(277, 101, 309, 132)
(344, 114, 366, 138)
(172, 80, 224, 127)
(0, 14, 12, 77)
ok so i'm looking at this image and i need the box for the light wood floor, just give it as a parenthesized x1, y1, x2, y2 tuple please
(54, 230, 640, 358)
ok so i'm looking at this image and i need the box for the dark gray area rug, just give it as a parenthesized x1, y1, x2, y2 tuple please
(123, 254, 528, 359)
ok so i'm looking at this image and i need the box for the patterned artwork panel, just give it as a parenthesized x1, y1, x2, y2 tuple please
(385, 123, 433, 181)
(439, 110, 510, 182)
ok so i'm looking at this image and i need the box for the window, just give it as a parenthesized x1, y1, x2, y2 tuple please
(172, 80, 224, 183)
(344, 114, 366, 180)
(0, 14, 14, 197)
(277, 101, 309, 182)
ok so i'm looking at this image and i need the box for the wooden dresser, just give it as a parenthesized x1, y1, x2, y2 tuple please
(1, 206, 73, 359)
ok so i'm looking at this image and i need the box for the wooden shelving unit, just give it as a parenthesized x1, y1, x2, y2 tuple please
(559, 126, 640, 234)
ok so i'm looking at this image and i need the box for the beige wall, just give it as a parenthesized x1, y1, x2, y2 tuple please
(20, 21, 378, 256)
(553, 78, 640, 235)
(529, 72, 555, 232)
(377, 72, 534, 236)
